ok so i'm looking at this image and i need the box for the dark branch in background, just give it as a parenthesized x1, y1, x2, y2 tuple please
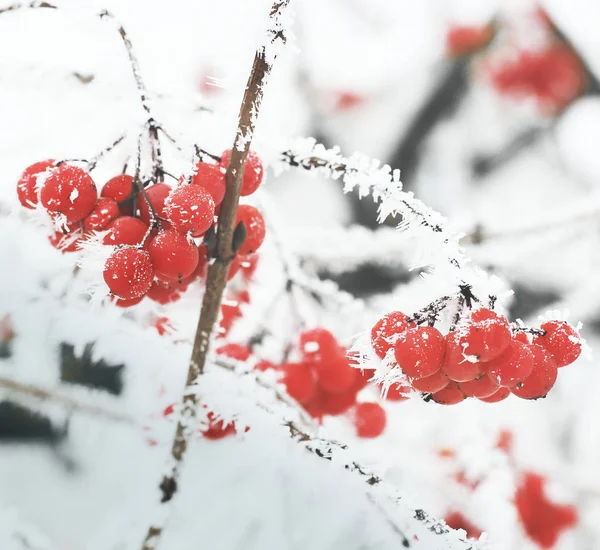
(139, 2, 291, 549)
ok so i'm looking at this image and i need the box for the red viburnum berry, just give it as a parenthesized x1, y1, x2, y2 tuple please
(188, 162, 226, 205)
(282, 363, 316, 404)
(315, 351, 356, 394)
(354, 402, 386, 438)
(446, 24, 493, 57)
(442, 331, 481, 382)
(431, 381, 465, 405)
(220, 149, 263, 196)
(48, 226, 86, 253)
(484, 339, 534, 387)
(101, 174, 134, 202)
(384, 383, 411, 401)
(478, 386, 510, 403)
(462, 308, 511, 362)
(138, 183, 170, 224)
(410, 369, 450, 393)
(511, 345, 558, 400)
(110, 294, 144, 308)
(40, 164, 97, 224)
(394, 326, 445, 379)
(514, 331, 531, 344)
(459, 374, 499, 398)
(444, 511, 483, 540)
(17, 159, 55, 209)
(103, 216, 149, 246)
(219, 298, 243, 337)
(216, 343, 252, 362)
(149, 229, 199, 281)
(370, 311, 412, 359)
(83, 198, 120, 231)
(103, 248, 154, 300)
(254, 359, 276, 372)
(202, 412, 237, 440)
(235, 204, 266, 255)
(226, 254, 243, 281)
(164, 184, 215, 235)
(240, 253, 259, 281)
(146, 279, 182, 305)
(533, 321, 581, 367)
(322, 387, 358, 416)
(299, 328, 339, 360)
(352, 367, 376, 392)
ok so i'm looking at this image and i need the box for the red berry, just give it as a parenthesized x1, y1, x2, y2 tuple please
(384, 383, 411, 401)
(40, 164, 97, 224)
(533, 321, 581, 367)
(216, 343, 252, 362)
(394, 326, 445, 379)
(149, 229, 199, 281)
(459, 374, 499, 398)
(462, 308, 511, 362)
(352, 366, 376, 391)
(226, 254, 242, 281)
(514, 332, 531, 344)
(511, 345, 558, 400)
(83, 198, 120, 231)
(235, 204, 266, 255)
(410, 369, 449, 393)
(446, 24, 493, 57)
(48, 228, 86, 253)
(442, 331, 481, 382)
(299, 328, 339, 360)
(282, 363, 316, 404)
(220, 149, 263, 196)
(484, 340, 534, 387)
(315, 352, 356, 394)
(255, 359, 276, 372)
(110, 294, 144, 308)
(17, 159, 55, 209)
(103, 248, 154, 299)
(103, 216, 149, 246)
(146, 279, 182, 305)
(431, 381, 465, 405)
(202, 412, 237, 440)
(478, 386, 510, 403)
(219, 297, 243, 336)
(101, 174, 134, 202)
(444, 511, 483, 540)
(322, 387, 358, 415)
(370, 311, 412, 359)
(240, 253, 259, 281)
(189, 163, 226, 205)
(354, 402, 386, 438)
(164, 184, 215, 235)
(138, 183, 170, 224)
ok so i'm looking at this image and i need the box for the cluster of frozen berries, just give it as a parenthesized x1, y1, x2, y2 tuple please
(371, 308, 582, 404)
(217, 328, 396, 439)
(15, 151, 266, 307)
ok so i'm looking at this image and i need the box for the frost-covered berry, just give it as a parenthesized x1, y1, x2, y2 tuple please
(103, 216, 149, 246)
(512, 345, 558, 400)
(103, 248, 154, 299)
(109, 294, 144, 308)
(101, 174, 134, 202)
(235, 205, 266, 255)
(370, 311, 412, 359)
(40, 164, 97, 224)
(431, 381, 465, 405)
(17, 159, 55, 209)
(83, 198, 120, 231)
(463, 308, 511, 362)
(410, 369, 450, 393)
(164, 184, 215, 235)
(201, 412, 237, 440)
(138, 183, 170, 224)
(484, 339, 534, 387)
(149, 229, 199, 281)
(282, 363, 316, 404)
(533, 321, 581, 367)
(459, 374, 499, 398)
(354, 402, 386, 438)
(189, 162, 226, 205)
(442, 331, 481, 382)
(48, 228, 86, 253)
(146, 279, 182, 305)
(220, 149, 263, 196)
(384, 383, 411, 401)
(478, 386, 510, 403)
(394, 326, 445, 379)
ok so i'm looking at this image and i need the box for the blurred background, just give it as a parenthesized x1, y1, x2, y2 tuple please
(0, 0, 599, 549)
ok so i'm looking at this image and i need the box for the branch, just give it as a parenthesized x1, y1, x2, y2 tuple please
(139, 2, 292, 549)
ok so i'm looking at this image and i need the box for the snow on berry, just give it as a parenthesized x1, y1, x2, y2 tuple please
(83, 198, 120, 231)
(442, 331, 481, 382)
(165, 184, 215, 235)
(370, 311, 413, 360)
(235, 204, 266, 255)
(533, 320, 582, 367)
(39, 164, 97, 224)
(394, 326, 445, 379)
(16, 159, 55, 209)
(146, 279, 182, 305)
(511, 345, 558, 400)
(103, 247, 154, 300)
(188, 162, 226, 205)
(220, 149, 263, 196)
(444, 511, 483, 540)
(148, 229, 199, 281)
(461, 308, 511, 362)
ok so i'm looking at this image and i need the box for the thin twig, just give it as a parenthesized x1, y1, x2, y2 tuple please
(139, 2, 292, 549)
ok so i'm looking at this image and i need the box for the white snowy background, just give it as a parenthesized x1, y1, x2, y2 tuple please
(0, 0, 599, 549)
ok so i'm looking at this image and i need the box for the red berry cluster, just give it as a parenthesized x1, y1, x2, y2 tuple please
(371, 309, 582, 405)
(216, 328, 389, 439)
(15, 150, 265, 306)
(446, 23, 494, 58)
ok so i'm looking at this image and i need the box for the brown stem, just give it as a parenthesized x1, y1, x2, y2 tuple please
(139, 2, 291, 549)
